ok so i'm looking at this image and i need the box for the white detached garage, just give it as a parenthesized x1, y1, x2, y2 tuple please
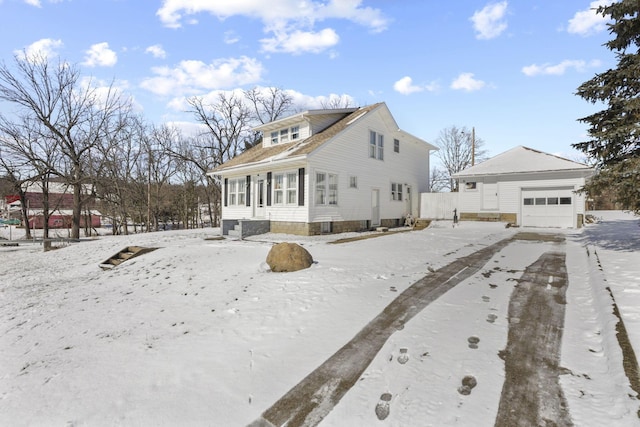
(451, 146, 594, 228)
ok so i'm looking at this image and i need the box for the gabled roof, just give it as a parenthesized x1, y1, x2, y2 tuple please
(452, 146, 593, 178)
(210, 103, 388, 174)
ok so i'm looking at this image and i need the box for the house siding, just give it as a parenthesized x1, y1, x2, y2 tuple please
(457, 172, 587, 227)
(308, 107, 430, 224)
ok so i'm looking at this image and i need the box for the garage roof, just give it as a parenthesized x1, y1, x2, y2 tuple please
(452, 146, 593, 178)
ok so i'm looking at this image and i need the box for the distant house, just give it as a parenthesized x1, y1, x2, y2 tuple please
(209, 102, 437, 237)
(5, 181, 101, 229)
(451, 146, 594, 228)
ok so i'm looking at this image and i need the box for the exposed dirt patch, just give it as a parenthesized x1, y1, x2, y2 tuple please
(328, 229, 411, 244)
(495, 250, 573, 427)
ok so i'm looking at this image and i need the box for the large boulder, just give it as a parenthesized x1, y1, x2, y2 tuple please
(266, 242, 313, 272)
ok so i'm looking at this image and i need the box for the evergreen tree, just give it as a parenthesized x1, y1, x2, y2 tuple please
(574, 0, 640, 213)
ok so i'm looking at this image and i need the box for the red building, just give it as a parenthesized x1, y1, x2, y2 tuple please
(5, 184, 101, 229)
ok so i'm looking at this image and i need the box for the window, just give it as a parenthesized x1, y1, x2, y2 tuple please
(291, 126, 300, 140)
(560, 197, 572, 205)
(369, 130, 384, 160)
(227, 178, 246, 206)
(465, 182, 477, 190)
(274, 174, 284, 204)
(316, 171, 338, 205)
(349, 176, 358, 189)
(547, 197, 559, 205)
(271, 172, 298, 205)
(369, 131, 377, 158)
(270, 131, 279, 144)
(286, 172, 297, 204)
(280, 128, 289, 143)
(328, 174, 338, 204)
(535, 198, 546, 205)
(391, 182, 403, 201)
(523, 198, 534, 205)
(394, 138, 400, 153)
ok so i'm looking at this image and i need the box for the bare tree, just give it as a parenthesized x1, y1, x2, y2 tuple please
(0, 53, 132, 239)
(434, 126, 487, 191)
(429, 166, 450, 192)
(0, 115, 63, 246)
(187, 92, 252, 166)
(244, 86, 294, 149)
(245, 86, 294, 125)
(320, 95, 355, 109)
(0, 146, 33, 239)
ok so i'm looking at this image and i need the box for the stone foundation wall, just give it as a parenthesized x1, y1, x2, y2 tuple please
(270, 219, 400, 236)
(269, 221, 311, 236)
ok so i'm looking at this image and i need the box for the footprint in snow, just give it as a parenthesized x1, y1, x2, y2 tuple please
(468, 336, 480, 349)
(375, 393, 392, 420)
(457, 375, 478, 395)
(397, 348, 409, 364)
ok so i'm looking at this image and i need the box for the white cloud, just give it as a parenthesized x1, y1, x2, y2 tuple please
(393, 76, 439, 95)
(224, 31, 240, 45)
(567, 0, 613, 36)
(261, 28, 339, 54)
(522, 59, 602, 76)
(156, 0, 388, 54)
(450, 73, 486, 91)
(140, 56, 264, 96)
(82, 42, 117, 67)
(471, 1, 508, 40)
(145, 44, 167, 59)
(15, 38, 63, 60)
(24, 0, 41, 6)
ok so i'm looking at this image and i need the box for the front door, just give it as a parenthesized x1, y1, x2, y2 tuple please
(371, 189, 380, 227)
(254, 179, 266, 218)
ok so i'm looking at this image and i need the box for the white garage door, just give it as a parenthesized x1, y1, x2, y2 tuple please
(522, 187, 575, 228)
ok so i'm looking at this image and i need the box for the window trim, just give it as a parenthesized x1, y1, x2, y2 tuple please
(227, 178, 246, 206)
(369, 130, 384, 160)
(391, 182, 403, 201)
(315, 171, 338, 206)
(271, 171, 299, 205)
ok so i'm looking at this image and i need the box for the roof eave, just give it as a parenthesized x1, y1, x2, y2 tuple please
(208, 154, 308, 176)
(453, 167, 595, 179)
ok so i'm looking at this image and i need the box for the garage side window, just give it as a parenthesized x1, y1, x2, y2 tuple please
(559, 197, 572, 205)
(523, 198, 534, 205)
(535, 198, 546, 205)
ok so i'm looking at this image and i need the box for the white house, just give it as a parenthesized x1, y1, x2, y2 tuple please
(209, 102, 437, 237)
(451, 146, 594, 228)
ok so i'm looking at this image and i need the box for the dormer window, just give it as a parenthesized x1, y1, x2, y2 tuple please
(267, 125, 302, 146)
(280, 128, 289, 143)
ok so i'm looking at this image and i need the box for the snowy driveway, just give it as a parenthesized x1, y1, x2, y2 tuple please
(252, 232, 588, 427)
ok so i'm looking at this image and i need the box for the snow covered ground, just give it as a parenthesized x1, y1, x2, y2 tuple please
(0, 211, 638, 426)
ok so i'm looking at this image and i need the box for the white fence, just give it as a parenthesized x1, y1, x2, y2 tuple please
(420, 192, 460, 220)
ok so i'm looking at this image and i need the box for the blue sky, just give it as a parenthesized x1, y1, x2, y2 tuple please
(0, 0, 615, 160)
